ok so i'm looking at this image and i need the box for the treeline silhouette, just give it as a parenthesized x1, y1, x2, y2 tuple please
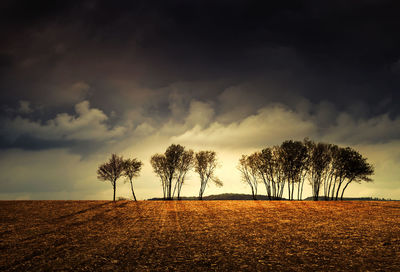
(97, 138, 374, 201)
(239, 138, 374, 201)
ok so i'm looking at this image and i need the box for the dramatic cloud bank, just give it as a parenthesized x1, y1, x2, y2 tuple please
(1, 96, 399, 200)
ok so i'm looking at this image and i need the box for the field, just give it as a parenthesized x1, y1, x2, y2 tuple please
(1, 201, 399, 271)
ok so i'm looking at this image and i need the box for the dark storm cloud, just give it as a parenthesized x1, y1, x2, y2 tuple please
(0, 134, 74, 150)
(0, 0, 400, 151)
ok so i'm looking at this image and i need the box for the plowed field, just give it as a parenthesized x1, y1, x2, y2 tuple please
(1, 200, 399, 271)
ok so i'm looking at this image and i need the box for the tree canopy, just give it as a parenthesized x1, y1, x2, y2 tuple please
(97, 154, 125, 201)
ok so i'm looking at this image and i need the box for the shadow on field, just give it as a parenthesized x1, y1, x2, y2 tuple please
(54, 201, 113, 221)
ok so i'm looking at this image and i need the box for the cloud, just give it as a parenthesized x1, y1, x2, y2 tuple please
(0, 149, 94, 194)
(172, 104, 317, 149)
(18, 100, 33, 114)
(391, 59, 400, 74)
(323, 113, 400, 145)
(0, 96, 400, 200)
(184, 100, 214, 128)
(0, 100, 126, 149)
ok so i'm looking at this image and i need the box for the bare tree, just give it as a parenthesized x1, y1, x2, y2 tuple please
(319, 144, 374, 201)
(173, 149, 194, 200)
(150, 144, 192, 200)
(339, 147, 374, 200)
(123, 158, 143, 201)
(245, 153, 262, 199)
(238, 155, 258, 199)
(195, 151, 222, 200)
(164, 144, 185, 199)
(150, 154, 168, 199)
(306, 140, 331, 201)
(272, 146, 286, 199)
(257, 149, 272, 199)
(324, 144, 339, 200)
(258, 146, 297, 200)
(279, 140, 308, 200)
(330, 147, 353, 200)
(97, 154, 125, 201)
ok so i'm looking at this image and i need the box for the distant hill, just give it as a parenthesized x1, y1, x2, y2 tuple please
(148, 194, 395, 201)
(147, 193, 285, 201)
(303, 196, 395, 201)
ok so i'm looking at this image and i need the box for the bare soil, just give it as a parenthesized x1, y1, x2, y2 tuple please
(1, 200, 399, 271)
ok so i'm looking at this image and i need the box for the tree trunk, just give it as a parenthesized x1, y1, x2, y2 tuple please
(331, 180, 336, 201)
(279, 182, 285, 199)
(163, 187, 166, 200)
(326, 175, 333, 200)
(297, 181, 301, 200)
(130, 179, 137, 201)
(167, 176, 173, 200)
(199, 182, 204, 200)
(250, 184, 255, 200)
(340, 179, 353, 200)
(113, 180, 116, 202)
(291, 181, 295, 200)
(335, 180, 343, 201)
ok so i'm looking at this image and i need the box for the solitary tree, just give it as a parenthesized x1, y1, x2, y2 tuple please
(97, 154, 125, 201)
(123, 158, 143, 201)
(195, 150, 222, 200)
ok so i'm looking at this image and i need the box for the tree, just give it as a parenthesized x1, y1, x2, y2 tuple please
(272, 146, 286, 199)
(254, 146, 286, 200)
(257, 149, 273, 199)
(150, 144, 193, 200)
(279, 140, 308, 200)
(339, 147, 374, 200)
(174, 149, 194, 200)
(238, 155, 259, 200)
(306, 140, 331, 201)
(97, 154, 125, 202)
(330, 147, 354, 200)
(195, 150, 222, 200)
(322, 145, 374, 201)
(246, 153, 263, 199)
(164, 144, 185, 199)
(150, 154, 168, 199)
(323, 144, 339, 200)
(123, 158, 143, 201)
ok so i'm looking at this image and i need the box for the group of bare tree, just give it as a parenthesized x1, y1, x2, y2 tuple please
(97, 144, 222, 201)
(97, 140, 373, 202)
(97, 154, 143, 201)
(239, 139, 374, 200)
(150, 144, 222, 200)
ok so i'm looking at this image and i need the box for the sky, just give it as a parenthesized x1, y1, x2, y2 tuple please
(0, 0, 399, 200)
